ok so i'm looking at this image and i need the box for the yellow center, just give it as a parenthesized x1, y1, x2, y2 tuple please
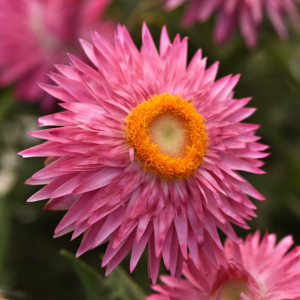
(217, 278, 253, 300)
(125, 93, 208, 180)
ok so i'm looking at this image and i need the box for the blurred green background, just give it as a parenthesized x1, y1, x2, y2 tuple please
(1, 0, 300, 299)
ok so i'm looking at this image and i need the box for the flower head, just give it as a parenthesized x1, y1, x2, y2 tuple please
(20, 24, 268, 283)
(165, 0, 300, 48)
(0, 0, 114, 111)
(149, 231, 300, 300)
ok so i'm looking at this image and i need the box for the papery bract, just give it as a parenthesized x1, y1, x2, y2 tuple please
(0, 0, 115, 111)
(20, 24, 268, 283)
(149, 231, 300, 300)
(165, 0, 300, 48)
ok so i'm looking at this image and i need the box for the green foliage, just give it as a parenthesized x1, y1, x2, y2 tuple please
(60, 250, 146, 300)
(0, 196, 9, 274)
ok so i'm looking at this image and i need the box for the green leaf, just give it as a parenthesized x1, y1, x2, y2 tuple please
(105, 264, 147, 300)
(60, 250, 114, 300)
(61, 250, 146, 300)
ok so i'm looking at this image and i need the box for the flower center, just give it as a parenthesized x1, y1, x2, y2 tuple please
(125, 93, 208, 180)
(148, 112, 192, 158)
(218, 278, 253, 300)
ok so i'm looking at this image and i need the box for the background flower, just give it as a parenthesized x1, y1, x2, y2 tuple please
(149, 231, 300, 300)
(20, 23, 267, 283)
(0, 0, 115, 111)
(165, 0, 300, 48)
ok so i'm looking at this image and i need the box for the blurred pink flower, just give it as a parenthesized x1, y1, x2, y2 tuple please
(20, 24, 268, 283)
(149, 231, 300, 300)
(0, 0, 115, 111)
(165, 0, 300, 48)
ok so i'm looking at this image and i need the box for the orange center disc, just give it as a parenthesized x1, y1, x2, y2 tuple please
(125, 93, 208, 180)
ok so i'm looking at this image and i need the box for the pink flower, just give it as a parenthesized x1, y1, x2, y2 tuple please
(149, 231, 300, 300)
(165, 0, 300, 48)
(0, 0, 115, 111)
(19, 24, 268, 283)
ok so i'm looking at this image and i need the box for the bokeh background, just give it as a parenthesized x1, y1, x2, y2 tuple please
(1, 0, 300, 299)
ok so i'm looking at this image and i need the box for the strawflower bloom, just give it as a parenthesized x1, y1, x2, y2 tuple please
(149, 231, 300, 300)
(0, 0, 114, 111)
(165, 0, 300, 48)
(20, 24, 268, 283)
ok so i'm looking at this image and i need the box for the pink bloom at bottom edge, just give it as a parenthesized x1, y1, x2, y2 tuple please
(165, 0, 300, 48)
(20, 23, 268, 283)
(149, 231, 300, 300)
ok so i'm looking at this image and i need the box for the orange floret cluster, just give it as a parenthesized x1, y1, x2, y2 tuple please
(125, 93, 208, 180)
